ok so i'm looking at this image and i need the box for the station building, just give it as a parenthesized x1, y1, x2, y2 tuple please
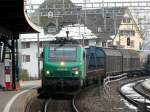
(112, 9, 144, 50)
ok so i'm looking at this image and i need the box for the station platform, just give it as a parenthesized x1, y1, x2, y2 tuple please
(0, 80, 41, 112)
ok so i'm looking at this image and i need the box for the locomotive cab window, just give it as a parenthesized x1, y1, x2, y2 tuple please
(48, 47, 77, 61)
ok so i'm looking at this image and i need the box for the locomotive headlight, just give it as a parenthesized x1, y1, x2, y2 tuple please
(60, 61, 65, 66)
(46, 70, 50, 75)
(75, 71, 79, 75)
(72, 67, 79, 75)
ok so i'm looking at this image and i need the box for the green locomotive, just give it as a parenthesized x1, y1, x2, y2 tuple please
(42, 39, 86, 91)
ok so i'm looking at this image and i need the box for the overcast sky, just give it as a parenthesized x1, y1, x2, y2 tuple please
(71, 0, 150, 3)
(28, 0, 150, 4)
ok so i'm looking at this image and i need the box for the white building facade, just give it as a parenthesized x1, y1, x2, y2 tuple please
(20, 32, 55, 78)
(21, 41, 43, 78)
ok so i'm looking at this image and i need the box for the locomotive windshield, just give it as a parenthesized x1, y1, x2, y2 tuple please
(49, 47, 76, 61)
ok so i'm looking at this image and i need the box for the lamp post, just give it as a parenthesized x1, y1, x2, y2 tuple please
(119, 31, 121, 48)
(66, 31, 69, 39)
(37, 33, 40, 79)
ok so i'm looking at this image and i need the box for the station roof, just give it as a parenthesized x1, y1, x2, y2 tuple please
(0, 0, 42, 38)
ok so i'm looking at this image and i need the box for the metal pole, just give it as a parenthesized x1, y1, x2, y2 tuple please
(12, 39, 16, 89)
(82, 34, 85, 47)
(2, 44, 6, 62)
(66, 31, 69, 39)
(119, 32, 120, 48)
(15, 39, 19, 82)
(84, 0, 87, 34)
(37, 33, 40, 79)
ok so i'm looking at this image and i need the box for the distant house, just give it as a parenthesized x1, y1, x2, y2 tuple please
(113, 9, 143, 50)
(20, 34, 55, 77)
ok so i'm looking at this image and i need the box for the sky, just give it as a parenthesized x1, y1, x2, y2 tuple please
(28, 0, 150, 4)
(71, 0, 150, 3)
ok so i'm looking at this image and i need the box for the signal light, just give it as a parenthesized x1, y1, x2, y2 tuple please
(75, 71, 79, 75)
(127, 37, 130, 46)
(72, 67, 79, 75)
(46, 70, 50, 75)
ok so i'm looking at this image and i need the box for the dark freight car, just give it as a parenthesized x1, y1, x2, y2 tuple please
(103, 48, 122, 75)
(86, 47, 123, 78)
(86, 47, 105, 79)
(86, 46, 145, 79)
(119, 49, 131, 72)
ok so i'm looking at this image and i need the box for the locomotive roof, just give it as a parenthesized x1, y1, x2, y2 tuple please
(46, 44, 83, 48)
(50, 37, 80, 44)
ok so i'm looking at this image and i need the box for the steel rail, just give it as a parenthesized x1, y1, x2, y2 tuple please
(119, 79, 150, 112)
(44, 98, 51, 112)
(72, 84, 98, 112)
(72, 90, 81, 112)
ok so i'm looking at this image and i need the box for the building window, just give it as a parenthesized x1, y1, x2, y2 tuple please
(98, 27, 102, 32)
(22, 42, 30, 49)
(22, 55, 30, 62)
(123, 18, 131, 23)
(130, 40, 134, 48)
(39, 41, 43, 48)
(102, 41, 106, 47)
(119, 30, 135, 36)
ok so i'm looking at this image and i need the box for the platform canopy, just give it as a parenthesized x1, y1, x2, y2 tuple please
(0, 0, 42, 38)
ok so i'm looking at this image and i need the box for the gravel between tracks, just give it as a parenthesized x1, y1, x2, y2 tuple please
(46, 99, 72, 112)
(75, 76, 149, 112)
(25, 96, 45, 112)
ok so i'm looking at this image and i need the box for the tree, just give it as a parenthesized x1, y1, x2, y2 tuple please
(20, 69, 29, 81)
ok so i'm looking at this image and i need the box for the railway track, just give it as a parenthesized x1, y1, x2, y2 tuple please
(25, 83, 99, 112)
(43, 87, 97, 112)
(25, 87, 92, 112)
(119, 79, 150, 112)
(44, 98, 73, 112)
(25, 96, 75, 112)
(25, 76, 150, 112)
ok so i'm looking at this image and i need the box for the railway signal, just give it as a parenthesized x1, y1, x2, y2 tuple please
(127, 37, 130, 46)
